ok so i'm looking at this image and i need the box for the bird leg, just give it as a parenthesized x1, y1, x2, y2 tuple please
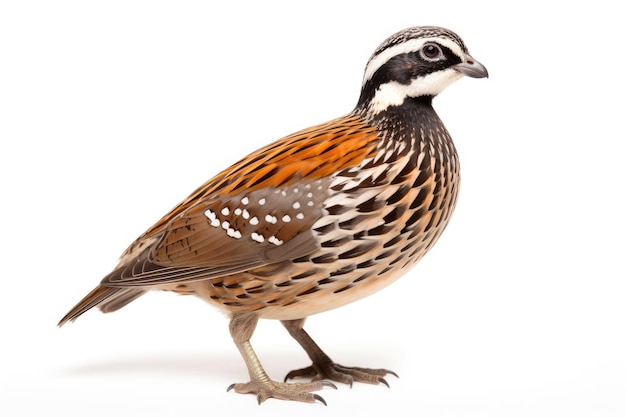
(227, 313, 334, 404)
(282, 318, 398, 387)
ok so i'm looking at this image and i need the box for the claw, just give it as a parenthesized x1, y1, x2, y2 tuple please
(314, 394, 327, 406)
(284, 361, 395, 391)
(386, 369, 399, 379)
(321, 380, 338, 390)
(226, 383, 236, 392)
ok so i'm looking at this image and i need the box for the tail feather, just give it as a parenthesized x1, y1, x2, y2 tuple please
(100, 288, 145, 313)
(58, 286, 145, 327)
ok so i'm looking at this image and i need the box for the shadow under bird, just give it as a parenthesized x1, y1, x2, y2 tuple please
(59, 25, 488, 405)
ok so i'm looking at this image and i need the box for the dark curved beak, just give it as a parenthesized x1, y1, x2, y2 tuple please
(455, 54, 488, 78)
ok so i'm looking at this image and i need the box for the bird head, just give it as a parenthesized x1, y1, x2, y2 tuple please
(357, 26, 488, 113)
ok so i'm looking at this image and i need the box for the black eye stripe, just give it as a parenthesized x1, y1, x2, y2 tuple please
(356, 42, 464, 107)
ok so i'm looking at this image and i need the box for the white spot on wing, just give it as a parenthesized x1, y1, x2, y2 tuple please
(241, 197, 249, 205)
(251, 232, 264, 243)
(268, 235, 283, 246)
(265, 214, 277, 224)
(282, 215, 291, 223)
(204, 209, 221, 227)
(221, 207, 230, 216)
(250, 216, 259, 226)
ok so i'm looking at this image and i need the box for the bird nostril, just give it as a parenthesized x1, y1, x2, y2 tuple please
(467, 60, 474, 65)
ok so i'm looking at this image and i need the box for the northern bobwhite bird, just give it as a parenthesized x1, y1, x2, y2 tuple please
(59, 26, 487, 404)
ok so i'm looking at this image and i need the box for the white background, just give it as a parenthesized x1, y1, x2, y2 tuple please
(1, 1, 625, 416)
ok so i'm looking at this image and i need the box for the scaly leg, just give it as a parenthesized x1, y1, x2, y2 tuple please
(227, 313, 335, 404)
(282, 318, 398, 387)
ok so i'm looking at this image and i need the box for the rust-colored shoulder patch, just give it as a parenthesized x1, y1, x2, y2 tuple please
(210, 114, 380, 195)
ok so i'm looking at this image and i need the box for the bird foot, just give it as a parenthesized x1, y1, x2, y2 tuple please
(227, 379, 336, 405)
(284, 362, 398, 388)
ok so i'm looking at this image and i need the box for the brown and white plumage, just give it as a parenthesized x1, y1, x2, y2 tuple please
(59, 26, 487, 404)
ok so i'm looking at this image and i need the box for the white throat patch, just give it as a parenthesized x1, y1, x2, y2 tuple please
(369, 68, 463, 114)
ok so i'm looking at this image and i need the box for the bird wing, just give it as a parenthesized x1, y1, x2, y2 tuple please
(101, 114, 381, 288)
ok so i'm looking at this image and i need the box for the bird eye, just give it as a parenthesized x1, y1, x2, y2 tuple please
(421, 43, 443, 61)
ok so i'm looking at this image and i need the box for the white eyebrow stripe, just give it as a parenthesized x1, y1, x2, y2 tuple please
(363, 37, 465, 83)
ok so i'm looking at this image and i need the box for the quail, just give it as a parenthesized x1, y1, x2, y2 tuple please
(59, 26, 487, 404)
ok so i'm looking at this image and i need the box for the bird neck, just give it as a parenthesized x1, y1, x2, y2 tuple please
(352, 94, 456, 174)
(357, 94, 442, 146)
(370, 95, 436, 122)
(356, 92, 435, 120)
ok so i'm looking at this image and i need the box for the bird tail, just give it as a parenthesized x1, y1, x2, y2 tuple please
(58, 286, 145, 327)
